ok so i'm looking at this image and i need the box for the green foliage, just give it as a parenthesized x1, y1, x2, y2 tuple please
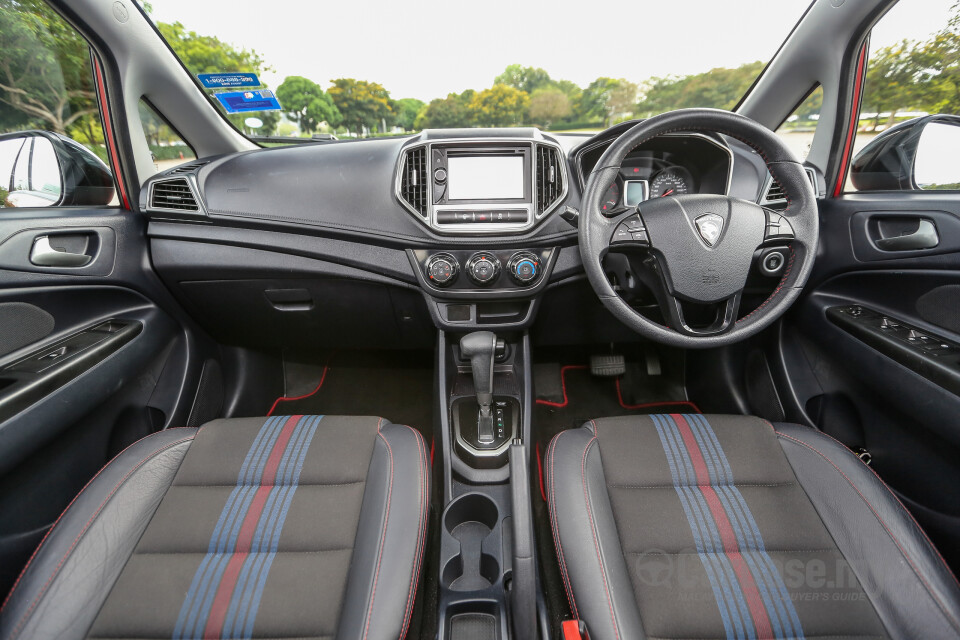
(0, 0, 97, 134)
(468, 85, 529, 127)
(276, 76, 341, 134)
(328, 78, 393, 134)
(494, 64, 553, 94)
(158, 22, 267, 75)
(528, 88, 571, 127)
(575, 78, 620, 125)
(636, 62, 765, 116)
(414, 91, 473, 129)
(391, 98, 425, 131)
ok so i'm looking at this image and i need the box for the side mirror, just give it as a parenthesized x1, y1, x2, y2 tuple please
(850, 115, 960, 192)
(0, 130, 114, 208)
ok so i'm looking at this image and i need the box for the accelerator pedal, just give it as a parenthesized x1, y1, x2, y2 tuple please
(589, 354, 625, 377)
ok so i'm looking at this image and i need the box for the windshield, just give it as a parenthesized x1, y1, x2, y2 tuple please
(141, 0, 814, 139)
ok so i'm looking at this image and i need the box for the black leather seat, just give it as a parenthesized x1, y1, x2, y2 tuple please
(0, 415, 429, 640)
(546, 414, 960, 640)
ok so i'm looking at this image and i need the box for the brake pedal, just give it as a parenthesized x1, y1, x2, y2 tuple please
(590, 354, 625, 377)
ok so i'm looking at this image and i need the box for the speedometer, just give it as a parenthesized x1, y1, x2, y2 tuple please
(650, 170, 690, 198)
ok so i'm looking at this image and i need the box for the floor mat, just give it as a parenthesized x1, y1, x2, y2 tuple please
(266, 350, 437, 639)
(531, 359, 698, 636)
(266, 351, 434, 443)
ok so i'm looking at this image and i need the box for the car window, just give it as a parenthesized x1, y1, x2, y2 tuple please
(0, 0, 117, 208)
(141, 0, 811, 142)
(138, 100, 197, 176)
(845, 0, 960, 192)
(776, 86, 823, 161)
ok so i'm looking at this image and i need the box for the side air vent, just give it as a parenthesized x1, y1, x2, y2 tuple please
(763, 168, 817, 206)
(535, 144, 564, 216)
(399, 147, 427, 216)
(150, 178, 199, 212)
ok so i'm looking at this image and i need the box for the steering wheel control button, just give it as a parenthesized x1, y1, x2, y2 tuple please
(765, 212, 795, 242)
(424, 253, 459, 287)
(611, 214, 649, 247)
(466, 253, 501, 286)
(507, 252, 541, 285)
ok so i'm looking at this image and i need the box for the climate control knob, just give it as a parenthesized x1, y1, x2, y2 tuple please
(465, 253, 501, 286)
(424, 253, 459, 287)
(507, 251, 541, 285)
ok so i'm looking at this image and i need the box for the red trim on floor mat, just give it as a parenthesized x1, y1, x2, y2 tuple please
(266, 366, 329, 417)
(536, 441, 547, 503)
(535, 365, 588, 408)
(615, 377, 700, 413)
(430, 436, 435, 467)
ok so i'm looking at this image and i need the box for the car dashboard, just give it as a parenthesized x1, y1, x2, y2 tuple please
(141, 123, 809, 346)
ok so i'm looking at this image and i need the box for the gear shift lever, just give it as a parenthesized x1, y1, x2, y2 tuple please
(460, 332, 499, 444)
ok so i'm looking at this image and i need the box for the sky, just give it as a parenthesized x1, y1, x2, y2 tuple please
(145, 0, 957, 102)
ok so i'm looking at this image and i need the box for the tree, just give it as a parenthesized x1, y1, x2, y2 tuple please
(494, 64, 553, 94)
(276, 76, 341, 135)
(468, 85, 530, 127)
(635, 62, 765, 116)
(328, 78, 393, 135)
(607, 80, 638, 123)
(415, 91, 474, 129)
(391, 98, 425, 131)
(575, 78, 620, 125)
(0, 0, 97, 134)
(528, 88, 571, 127)
(156, 21, 281, 136)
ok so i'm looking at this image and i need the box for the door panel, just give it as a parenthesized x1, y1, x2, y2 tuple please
(775, 193, 960, 571)
(0, 208, 212, 598)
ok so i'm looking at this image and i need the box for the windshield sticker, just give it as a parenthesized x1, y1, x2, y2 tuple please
(215, 90, 282, 113)
(198, 73, 261, 89)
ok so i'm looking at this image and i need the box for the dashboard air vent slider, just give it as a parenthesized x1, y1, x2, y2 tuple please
(150, 178, 199, 211)
(400, 147, 427, 216)
(536, 144, 563, 215)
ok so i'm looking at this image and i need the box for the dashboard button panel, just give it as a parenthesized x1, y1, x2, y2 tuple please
(507, 251, 541, 285)
(409, 247, 554, 296)
(466, 253, 502, 285)
(424, 253, 459, 287)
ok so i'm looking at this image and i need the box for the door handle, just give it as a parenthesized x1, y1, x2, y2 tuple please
(30, 236, 92, 267)
(875, 219, 939, 251)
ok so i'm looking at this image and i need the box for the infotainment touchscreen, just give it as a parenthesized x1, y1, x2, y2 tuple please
(446, 155, 525, 200)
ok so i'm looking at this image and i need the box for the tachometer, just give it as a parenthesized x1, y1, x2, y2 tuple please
(650, 170, 690, 198)
(601, 182, 620, 212)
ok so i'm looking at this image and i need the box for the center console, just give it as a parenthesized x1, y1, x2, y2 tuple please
(396, 135, 567, 235)
(433, 330, 541, 640)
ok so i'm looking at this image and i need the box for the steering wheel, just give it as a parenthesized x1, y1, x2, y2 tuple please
(579, 109, 819, 348)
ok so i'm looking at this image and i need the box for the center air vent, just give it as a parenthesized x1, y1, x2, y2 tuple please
(399, 147, 427, 216)
(535, 144, 564, 216)
(150, 178, 199, 212)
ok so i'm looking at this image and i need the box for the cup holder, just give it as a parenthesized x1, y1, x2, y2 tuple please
(441, 493, 501, 591)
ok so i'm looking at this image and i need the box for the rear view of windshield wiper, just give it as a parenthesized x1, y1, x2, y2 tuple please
(250, 134, 339, 145)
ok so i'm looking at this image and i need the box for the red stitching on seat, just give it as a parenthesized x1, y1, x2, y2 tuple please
(398, 425, 428, 640)
(0, 427, 197, 614)
(771, 422, 960, 592)
(3, 434, 195, 640)
(583, 422, 621, 640)
(548, 432, 580, 619)
(363, 418, 393, 640)
(776, 430, 960, 632)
